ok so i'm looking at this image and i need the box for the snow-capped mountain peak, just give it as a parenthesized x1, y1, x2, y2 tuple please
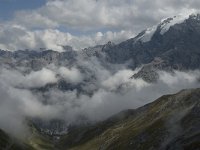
(137, 11, 200, 43)
(160, 13, 195, 34)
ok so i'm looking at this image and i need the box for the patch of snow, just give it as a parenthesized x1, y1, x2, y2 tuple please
(160, 11, 197, 35)
(136, 11, 199, 43)
(138, 25, 157, 43)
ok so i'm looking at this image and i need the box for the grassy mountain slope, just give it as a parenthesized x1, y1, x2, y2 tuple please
(59, 88, 200, 150)
(1, 88, 200, 150)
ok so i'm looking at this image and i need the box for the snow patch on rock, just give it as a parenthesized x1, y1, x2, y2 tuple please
(160, 11, 197, 35)
(138, 25, 157, 43)
(137, 11, 199, 43)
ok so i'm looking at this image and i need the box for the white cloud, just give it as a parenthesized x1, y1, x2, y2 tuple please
(23, 68, 58, 88)
(14, 11, 58, 29)
(13, 0, 135, 30)
(1, 0, 200, 51)
(102, 69, 135, 90)
(0, 23, 134, 51)
(0, 68, 58, 88)
(0, 82, 60, 138)
(0, 60, 200, 137)
(11, 0, 200, 31)
(0, 24, 73, 51)
(159, 70, 200, 86)
(58, 67, 83, 84)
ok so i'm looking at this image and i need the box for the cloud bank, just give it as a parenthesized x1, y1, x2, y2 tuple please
(0, 60, 200, 138)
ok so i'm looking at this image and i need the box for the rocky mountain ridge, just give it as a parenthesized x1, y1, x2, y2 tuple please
(1, 13, 200, 82)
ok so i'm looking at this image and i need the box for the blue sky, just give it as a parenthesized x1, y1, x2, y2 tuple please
(0, 0, 46, 20)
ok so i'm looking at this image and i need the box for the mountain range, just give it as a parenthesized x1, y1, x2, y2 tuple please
(1, 13, 200, 82)
(0, 13, 200, 150)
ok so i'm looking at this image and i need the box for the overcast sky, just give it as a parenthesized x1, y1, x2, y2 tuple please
(0, 0, 200, 51)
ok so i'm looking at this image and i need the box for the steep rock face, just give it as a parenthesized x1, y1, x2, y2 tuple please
(58, 88, 200, 150)
(76, 14, 200, 82)
(103, 14, 200, 70)
(130, 14, 200, 81)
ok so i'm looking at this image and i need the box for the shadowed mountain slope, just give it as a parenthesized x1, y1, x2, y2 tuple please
(58, 88, 200, 150)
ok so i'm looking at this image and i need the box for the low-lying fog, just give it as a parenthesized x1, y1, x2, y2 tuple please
(0, 57, 200, 138)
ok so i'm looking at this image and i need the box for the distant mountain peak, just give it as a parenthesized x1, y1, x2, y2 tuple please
(159, 12, 199, 34)
(137, 12, 200, 43)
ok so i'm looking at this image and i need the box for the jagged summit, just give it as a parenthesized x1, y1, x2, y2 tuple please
(100, 12, 200, 72)
(137, 12, 200, 43)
